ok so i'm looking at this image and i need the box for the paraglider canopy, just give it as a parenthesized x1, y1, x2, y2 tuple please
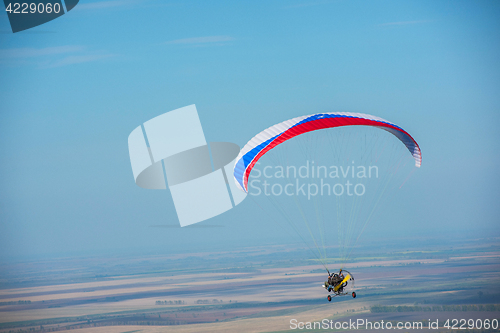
(234, 112, 421, 193)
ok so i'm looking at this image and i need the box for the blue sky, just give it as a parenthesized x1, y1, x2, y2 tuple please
(0, 0, 499, 261)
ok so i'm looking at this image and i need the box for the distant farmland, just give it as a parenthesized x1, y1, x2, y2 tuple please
(0, 237, 499, 332)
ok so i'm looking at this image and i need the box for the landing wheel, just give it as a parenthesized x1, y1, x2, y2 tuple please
(352, 292, 356, 298)
(327, 295, 332, 302)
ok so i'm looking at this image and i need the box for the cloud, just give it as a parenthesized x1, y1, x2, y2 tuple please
(149, 224, 224, 228)
(283, 0, 335, 9)
(46, 53, 116, 68)
(75, 0, 136, 10)
(165, 36, 235, 45)
(378, 20, 431, 27)
(0, 45, 115, 68)
(0, 46, 85, 59)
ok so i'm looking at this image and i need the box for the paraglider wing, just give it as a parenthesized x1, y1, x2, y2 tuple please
(233, 112, 421, 193)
